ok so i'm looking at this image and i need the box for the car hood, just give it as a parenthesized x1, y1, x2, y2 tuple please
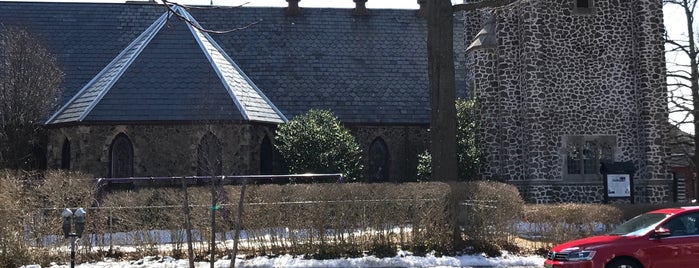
(550, 235, 631, 252)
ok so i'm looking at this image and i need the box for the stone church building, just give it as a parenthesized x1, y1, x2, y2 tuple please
(0, 0, 672, 203)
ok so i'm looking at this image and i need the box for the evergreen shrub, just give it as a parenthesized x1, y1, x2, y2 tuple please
(275, 109, 363, 181)
(417, 98, 481, 181)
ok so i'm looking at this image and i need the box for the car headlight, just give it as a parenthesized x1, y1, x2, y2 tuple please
(563, 248, 596, 261)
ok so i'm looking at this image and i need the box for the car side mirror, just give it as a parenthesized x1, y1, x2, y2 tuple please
(653, 227, 671, 237)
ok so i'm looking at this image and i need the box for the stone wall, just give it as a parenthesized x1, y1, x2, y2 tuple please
(511, 180, 673, 204)
(46, 123, 276, 177)
(47, 123, 430, 180)
(350, 125, 430, 181)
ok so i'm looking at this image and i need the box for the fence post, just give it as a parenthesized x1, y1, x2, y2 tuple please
(109, 209, 113, 251)
(209, 176, 222, 268)
(230, 178, 247, 268)
(180, 177, 195, 268)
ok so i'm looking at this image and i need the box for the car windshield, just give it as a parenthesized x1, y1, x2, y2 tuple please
(608, 213, 669, 236)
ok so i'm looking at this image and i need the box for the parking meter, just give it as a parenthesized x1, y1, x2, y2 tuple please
(62, 208, 73, 238)
(74, 208, 86, 238)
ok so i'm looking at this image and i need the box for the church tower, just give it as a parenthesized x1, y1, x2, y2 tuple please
(464, 0, 671, 203)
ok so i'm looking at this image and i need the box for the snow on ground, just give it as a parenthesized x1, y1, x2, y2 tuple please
(23, 251, 545, 268)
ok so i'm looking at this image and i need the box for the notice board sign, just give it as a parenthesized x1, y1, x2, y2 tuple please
(600, 161, 635, 203)
(606, 174, 631, 198)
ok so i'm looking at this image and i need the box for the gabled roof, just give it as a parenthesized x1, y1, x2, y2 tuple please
(45, 5, 286, 124)
(0, 2, 468, 125)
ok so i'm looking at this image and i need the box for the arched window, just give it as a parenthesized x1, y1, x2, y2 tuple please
(368, 137, 389, 181)
(260, 136, 274, 175)
(31, 144, 47, 170)
(110, 133, 133, 178)
(197, 132, 222, 176)
(61, 138, 71, 170)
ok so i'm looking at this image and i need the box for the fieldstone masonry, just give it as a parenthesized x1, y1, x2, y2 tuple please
(464, 0, 672, 203)
(350, 125, 430, 181)
(46, 124, 276, 177)
(46, 124, 430, 181)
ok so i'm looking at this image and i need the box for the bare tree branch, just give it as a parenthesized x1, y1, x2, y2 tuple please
(0, 25, 63, 169)
(666, 38, 691, 55)
(665, 0, 699, 197)
(668, 73, 693, 81)
(452, 0, 518, 12)
(160, 0, 262, 34)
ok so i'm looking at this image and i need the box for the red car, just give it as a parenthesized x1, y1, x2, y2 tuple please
(544, 206, 699, 268)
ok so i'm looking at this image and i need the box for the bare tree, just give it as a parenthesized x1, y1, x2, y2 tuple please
(664, 0, 699, 197)
(0, 26, 63, 169)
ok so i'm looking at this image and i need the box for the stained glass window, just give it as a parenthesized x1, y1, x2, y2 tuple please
(110, 134, 133, 178)
(368, 137, 389, 181)
(61, 138, 71, 170)
(197, 132, 222, 176)
(565, 135, 615, 176)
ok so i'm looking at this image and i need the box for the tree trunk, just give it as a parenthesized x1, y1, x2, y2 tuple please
(681, 1, 699, 200)
(427, 0, 458, 181)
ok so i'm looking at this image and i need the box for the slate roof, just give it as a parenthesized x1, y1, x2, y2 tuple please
(0, 2, 468, 125)
(45, 5, 286, 124)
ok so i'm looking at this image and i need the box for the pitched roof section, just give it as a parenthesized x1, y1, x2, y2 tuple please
(45, 5, 286, 125)
(46, 10, 168, 124)
(181, 9, 286, 123)
(466, 16, 496, 52)
(188, 7, 469, 124)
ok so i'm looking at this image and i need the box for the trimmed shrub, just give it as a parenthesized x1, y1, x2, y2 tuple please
(12, 171, 688, 265)
(450, 181, 525, 256)
(523, 203, 621, 245)
(521, 202, 678, 250)
(238, 182, 451, 257)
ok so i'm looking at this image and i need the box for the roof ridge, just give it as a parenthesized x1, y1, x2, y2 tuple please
(177, 6, 287, 123)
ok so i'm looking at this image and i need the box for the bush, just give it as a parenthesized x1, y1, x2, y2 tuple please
(240, 182, 451, 256)
(15, 171, 687, 265)
(0, 170, 31, 268)
(451, 181, 524, 247)
(0, 170, 94, 267)
(417, 98, 481, 181)
(275, 109, 363, 180)
(521, 203, 679, 247)
(455, 98, 481, 180)
(522, 203, 621, 245)
(416, 151, 431, 180)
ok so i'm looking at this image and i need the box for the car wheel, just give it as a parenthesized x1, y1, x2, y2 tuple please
(605, 258, 641, 268)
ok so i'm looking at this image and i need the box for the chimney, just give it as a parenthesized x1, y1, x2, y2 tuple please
(285, 0, 301, 16)
(416, 0, 427, 18)
(352, 0, 369, 16)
